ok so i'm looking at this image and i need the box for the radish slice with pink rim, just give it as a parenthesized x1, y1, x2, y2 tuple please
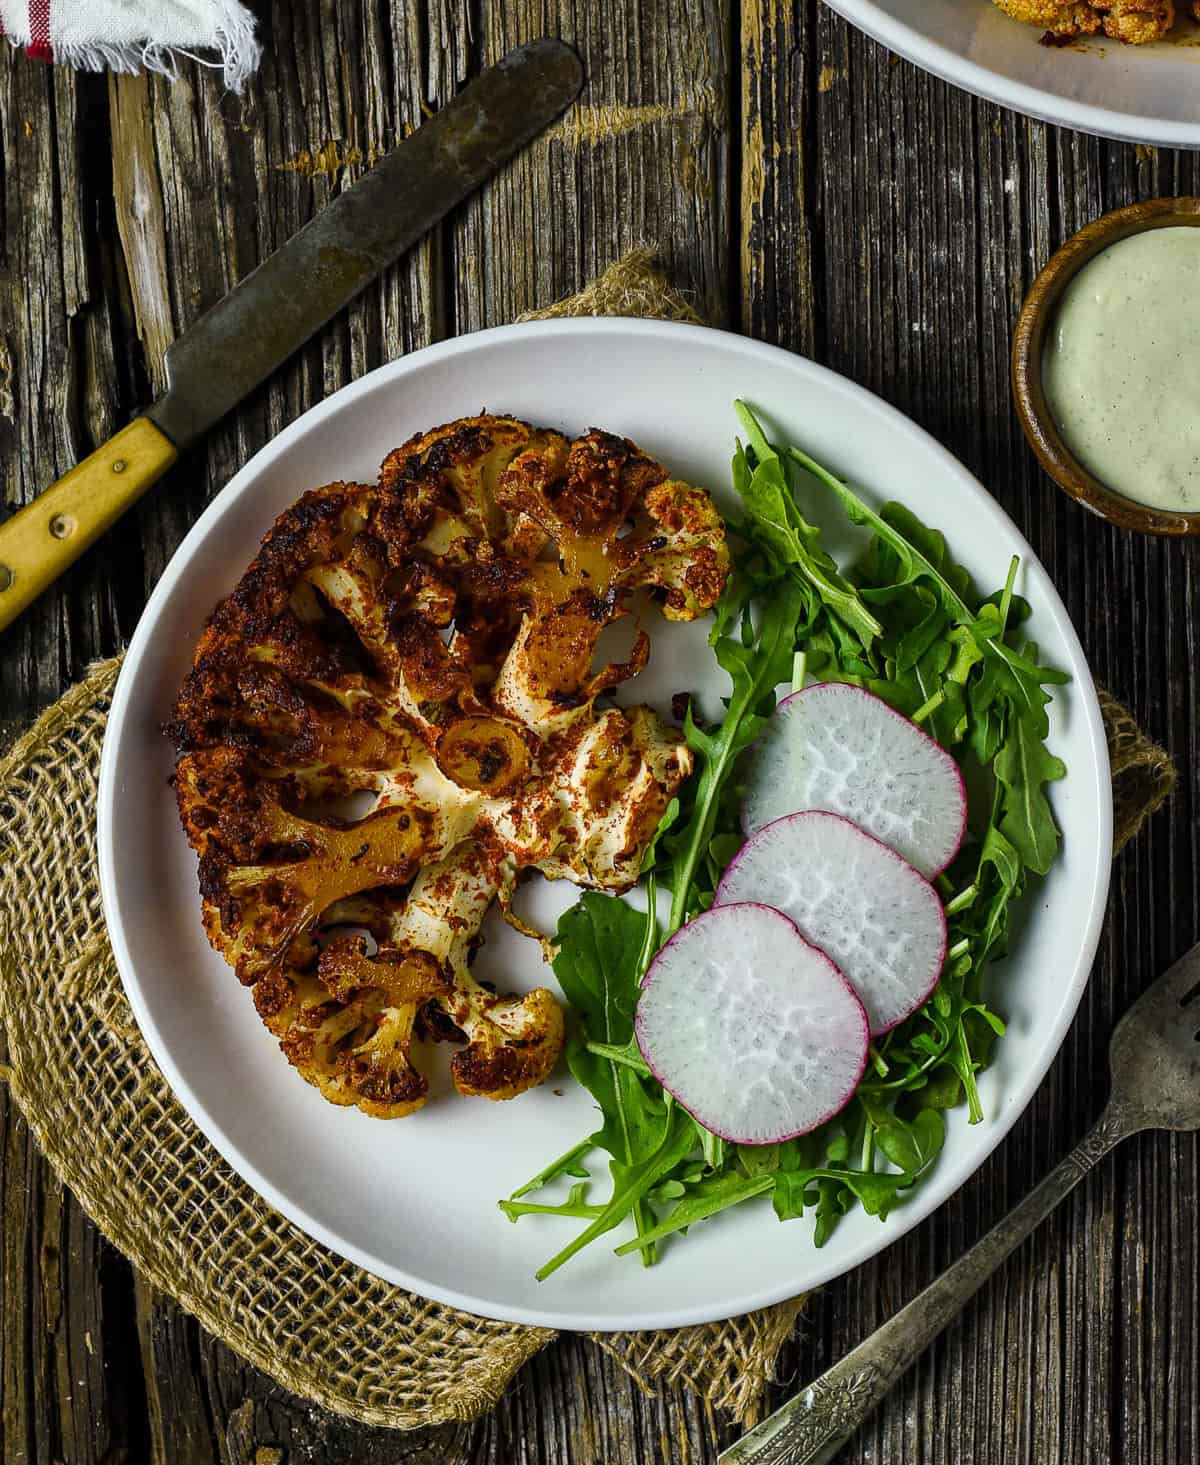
(740, 681, 967, 878)
(715, 811, 947, 1037)
(634, 903, 869, 1145)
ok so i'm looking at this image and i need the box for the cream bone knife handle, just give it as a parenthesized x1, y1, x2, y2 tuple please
(0, 417, 177, 632)
(719, 1105, 1138, 1465)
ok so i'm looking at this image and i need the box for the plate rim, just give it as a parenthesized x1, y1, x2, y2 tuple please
(98, 316, 1113, 1331)
(823, 0, 1200, 149)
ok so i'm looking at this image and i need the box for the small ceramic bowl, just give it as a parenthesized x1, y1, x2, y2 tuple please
(1012, 197, 1200, 539)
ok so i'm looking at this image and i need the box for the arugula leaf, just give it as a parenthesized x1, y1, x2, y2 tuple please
(613, 1173, 775, 1255)
(500, 1181, 603, 1225)
(909, 1065, 964, 1111)
(738, 1143, 782, 1177)
(873, 1110, 945, 1176)
(535, 1103, 697, 1280)
(769, 1109, 944, 1238)
(537, 893, 670, 1266)
(772, 1167, 913, 1225)
(787, 443, 1067, 740)
(994, 714, 1067, 875)
(665, 574, 808, 935)
(733, 401, 883, 648)
(507, 1138, 594, 1201)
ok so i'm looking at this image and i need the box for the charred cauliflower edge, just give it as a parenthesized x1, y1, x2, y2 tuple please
(992, 0, 1198, 45)
(169, 414, 730, 1119)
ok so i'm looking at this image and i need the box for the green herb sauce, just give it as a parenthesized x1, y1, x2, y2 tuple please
(1043, 226, 1200, 513)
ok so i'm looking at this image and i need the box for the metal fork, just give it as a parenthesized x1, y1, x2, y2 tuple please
(720, 940, 1200, 1465)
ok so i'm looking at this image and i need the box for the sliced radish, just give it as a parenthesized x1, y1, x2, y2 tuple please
(715, 811, 946, 1036)
(741, 682, 967, 878)
(634, 903, 869, 1144)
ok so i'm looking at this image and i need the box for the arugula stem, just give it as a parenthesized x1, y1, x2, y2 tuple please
(943, 883, 977, 916)
(997, 555, 1019, 636)
(911, 689, 946, 726)
(665, 582, 805, 940)
(784, 444, 1060, 730)
(612, 1176, 774, 1255)
(791, 650, 807, 692)
(509, 1138, 595, 1200)
(958, 1024, 984, 1124)
(536, 1113, 696, 1280)
(636, 870, 659, 978)
(858, 1047, 944, 1093)
(860, 1125, 875, 1173)
(666, 758, 738, 935)
(700, 1125, 726, 1170)
(500, 1200, 605, 1222)
(585, 1041, 651, 1074)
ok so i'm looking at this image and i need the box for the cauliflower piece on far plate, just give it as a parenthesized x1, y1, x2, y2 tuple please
(991, 0, 1176, 43)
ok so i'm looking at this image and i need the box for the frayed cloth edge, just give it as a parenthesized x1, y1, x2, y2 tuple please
(4, 1, 261, 93)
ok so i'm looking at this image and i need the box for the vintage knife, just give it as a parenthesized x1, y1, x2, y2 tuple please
(0, 37, 583, 632)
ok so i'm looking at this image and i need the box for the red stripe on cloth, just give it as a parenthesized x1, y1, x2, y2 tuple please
(27, 0, 52, 61)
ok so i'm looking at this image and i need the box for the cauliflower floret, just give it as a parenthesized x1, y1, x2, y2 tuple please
(175, 746, 434, 984)
(170, 414, 729, 1118)
(385, 846, 565, 1100)
(991, 0, 1174, 43)
(253, 940, 449, 1118)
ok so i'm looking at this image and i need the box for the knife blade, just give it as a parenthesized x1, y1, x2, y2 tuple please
(0, 37, 583, 633)
(150, 37, 583, 450)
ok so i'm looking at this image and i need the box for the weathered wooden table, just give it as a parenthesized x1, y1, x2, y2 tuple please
(2, 3, 1197, 1461)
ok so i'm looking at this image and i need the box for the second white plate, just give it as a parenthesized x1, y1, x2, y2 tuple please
(826, 0, 1200, 148)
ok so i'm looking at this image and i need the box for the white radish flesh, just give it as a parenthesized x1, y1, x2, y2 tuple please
(715, 811, 946, 1036)
(634, 903, 869, 1144)
(741, 681, 967, 878)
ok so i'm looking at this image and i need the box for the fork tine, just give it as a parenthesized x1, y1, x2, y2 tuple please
(1107, 941, 1200, 1133)
(1143, 940, 1200, 1006)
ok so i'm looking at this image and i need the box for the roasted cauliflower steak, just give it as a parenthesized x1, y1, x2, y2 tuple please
(169, 415, 729, 1118)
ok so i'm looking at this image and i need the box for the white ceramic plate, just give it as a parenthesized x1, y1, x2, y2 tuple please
(98, 319, 1111, 1331)
(826, 0, 1200, 148)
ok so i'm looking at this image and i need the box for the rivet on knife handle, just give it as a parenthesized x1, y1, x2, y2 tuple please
(0, 418, 176, 632)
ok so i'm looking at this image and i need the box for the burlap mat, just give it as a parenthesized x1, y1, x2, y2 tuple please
(0, 251, 1177, 1432)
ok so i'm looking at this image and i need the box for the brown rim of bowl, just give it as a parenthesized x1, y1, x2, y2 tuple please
(1011, 196, 1200, 539)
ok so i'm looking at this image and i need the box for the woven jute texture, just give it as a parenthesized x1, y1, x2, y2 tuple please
(0, 250, 1178, 1432)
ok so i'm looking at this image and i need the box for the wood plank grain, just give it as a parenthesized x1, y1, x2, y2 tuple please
(133, 1280, 474, 1465)
(739, 0, 814, 355)
(0, 61, 127, 713)
(451, 0, 733, 330)
(106, 0, 443, 619)
(0, 1098, 145, 1465)
(468, 1332, 730, 1465)
(0, 51, 146, 1465)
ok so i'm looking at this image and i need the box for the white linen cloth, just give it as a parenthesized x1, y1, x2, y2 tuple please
(0, 0, 260, 91)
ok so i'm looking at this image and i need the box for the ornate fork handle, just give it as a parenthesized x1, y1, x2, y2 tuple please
(720, 1105, 1138, 1465)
